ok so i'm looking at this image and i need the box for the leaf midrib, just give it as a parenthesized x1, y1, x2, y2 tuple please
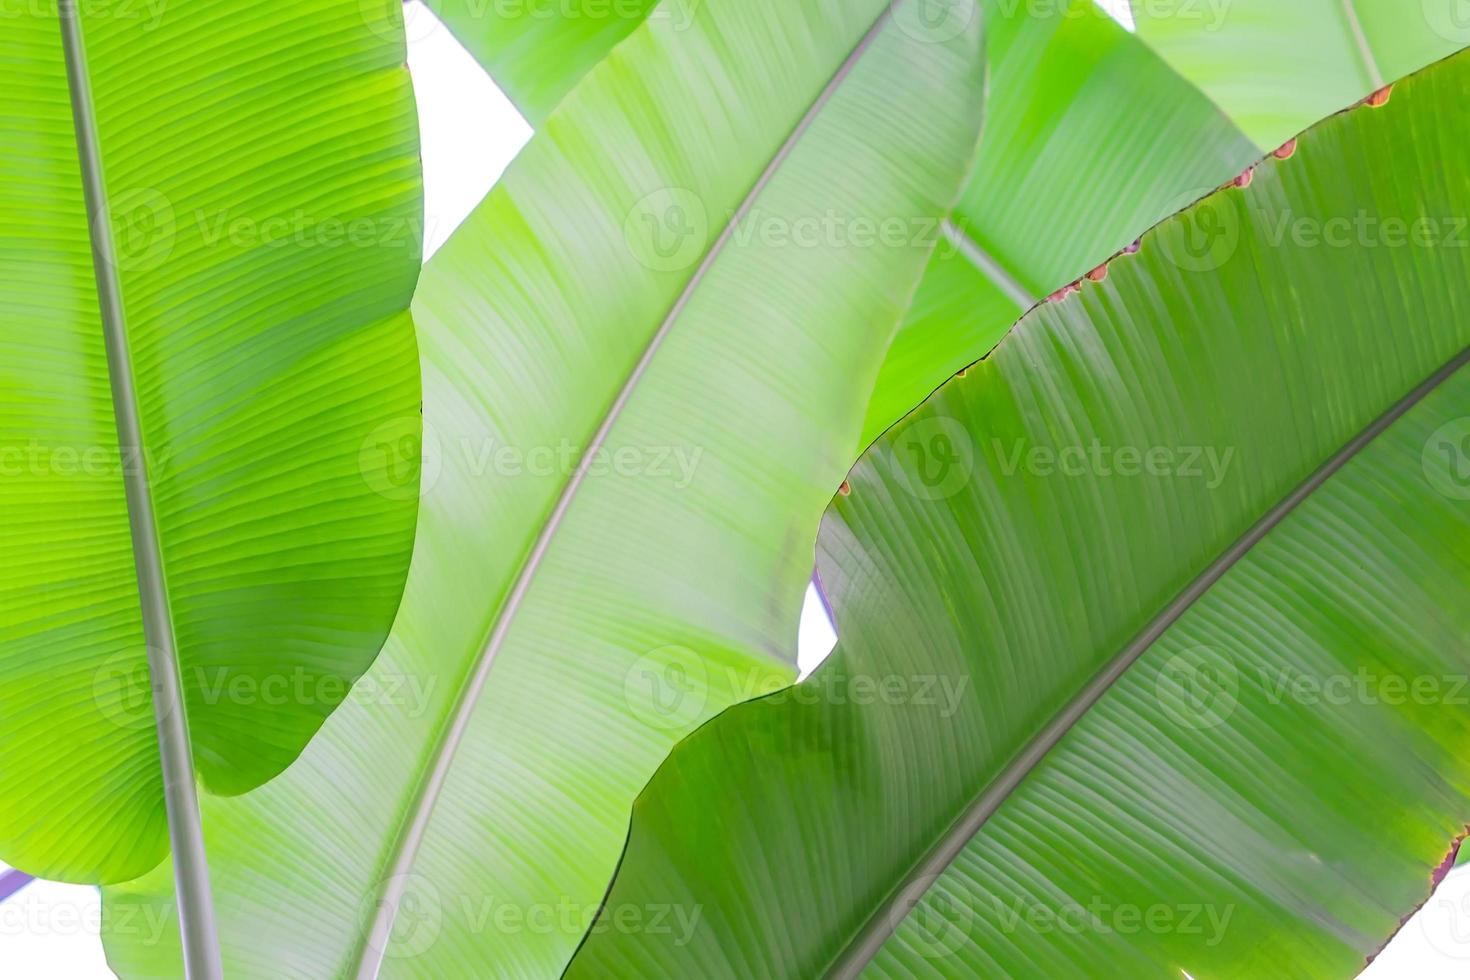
(822, 341, 1470, 977)
(1337, 0, 1386, 90)
(941, 218, 1037, 309)
(348, 5, 909, 977)
(55, 2, 222, 977)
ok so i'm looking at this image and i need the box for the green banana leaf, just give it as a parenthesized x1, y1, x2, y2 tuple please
(0, 0, 422, 895)
(566, 49, 1470, 978)
(422, 0, 1257, 446)
(99, 0, 986, 976)
(438, 0, 1470, 444)
(1135, 0, 1468, 148)
(426, 0, 660, 124)
(858, 0, 1258, 444)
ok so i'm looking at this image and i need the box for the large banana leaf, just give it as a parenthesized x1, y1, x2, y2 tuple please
(858, 0, 1257, 444)
(566, 49, 1470, 978)
(0, 0, 421, 906)
(1135, 0, 1468, 147)
(99, 0, 986, 976)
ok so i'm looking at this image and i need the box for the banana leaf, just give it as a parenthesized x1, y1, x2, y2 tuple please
(858, 0, 1257, 443)
(99, 0, 986, 976)
(0, 0, 422, 916)
(567, 48, 1470, 979)
(1135, 0, 1468, 147)
(426, 0, 660, 124)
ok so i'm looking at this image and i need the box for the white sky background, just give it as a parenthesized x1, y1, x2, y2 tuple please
(0, 1, 1459, 975)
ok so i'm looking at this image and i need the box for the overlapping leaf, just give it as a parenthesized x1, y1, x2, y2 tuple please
(1136, 0, 1468, 147)
(427, 0, 660, 123)
(0, 0, 422, 884)
(860, 0, 1257, 443)
(100, 0, 987, 976)
(567, 49, 1470, 978)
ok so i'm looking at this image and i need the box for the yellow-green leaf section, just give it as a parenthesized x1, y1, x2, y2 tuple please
(0, 0, 422, 885)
